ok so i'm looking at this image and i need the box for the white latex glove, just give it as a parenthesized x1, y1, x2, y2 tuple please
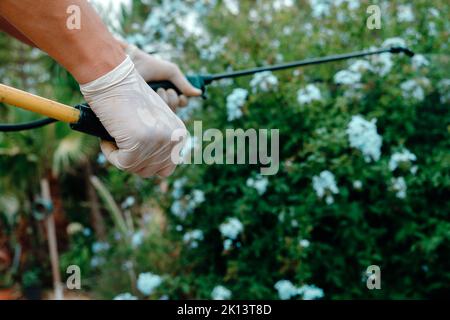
(80, 56, 187, 178)
(126, 44, 202, 110)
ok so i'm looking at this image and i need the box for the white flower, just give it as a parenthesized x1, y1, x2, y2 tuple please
(131, 231, 144, 248)
(211, 285, 232, 300)
(220, 218, 244, 240)
(353, 180, 363, 190)
(309, 0, 331, 18)
(298, 285, 324, 300)
(334, 0, 360, 10)
(282, 26, 294, 36)
(246, 175, 269, 195)
(428, 8, 439, 18)
(121, 196, 135, 209)
(312, 172, 338, 196)
(271, 40, 281, 49)
(397, 4, 415, 22)
(343, 83, 364, 100)
(199, 37, 228, 62)
(83, 228, 91, 237)
(191, 190, 206, 205)
(348, 60, 372, 73)
(90, 256, 106, 268)
(371, 52, 393, 76)
(122, 260, 133, 271)
(249, 71, 278, 92)
(97, 153, 106, 165)
(273, 0, 294, 11)
(334, 70, 361, 85)
(382, 37, 407, 48)
(325, 195, 334, 205)
(437, 79, 450, 104)
(183, 229, 204, 248)
(183, 189, 206, 213)
(248, 9, 259, 22)
(134, 0, 191, 45)
(223, 238, 233, 251)
(389, 149, 417, 172)
(172, 177, 188, 199)
(297, 84, 322, 104)
(428, 22, 438, 36)
(223, 0, 239, 15)
(391, 177, 407, 199)
(312, 170, 339, 203)
(137, 272, 163, 296)
(171, 189, 205, 220)
(92, 241, 110, 253)
(274, 280, 298, 300)
(346, 115, 382, 162)
(226, 88, 248, 121)
(114, 293, 138, 300)
(400, 78, 428, 101)
(66, 222, 83, 236)
(299, 239, 310, 248)
(411, 54, 429, 69)
(171, 200, 188, 219)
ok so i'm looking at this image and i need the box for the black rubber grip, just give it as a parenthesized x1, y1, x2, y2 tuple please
(71, 76, 207, 141)
(70, 104, 114, 142)
(148, 81, 182, 94)
(147, 75, 208, 98)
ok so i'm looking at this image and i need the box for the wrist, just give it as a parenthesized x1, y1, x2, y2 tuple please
(72, 39, 127, 84)
(80, 56, 135, 98)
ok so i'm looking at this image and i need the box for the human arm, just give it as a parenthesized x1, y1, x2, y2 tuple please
(0, 0, 193, 177)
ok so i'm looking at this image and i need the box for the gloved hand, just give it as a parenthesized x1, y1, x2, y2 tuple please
(126, 44, 202, 110)
(80, 56, 187, 178)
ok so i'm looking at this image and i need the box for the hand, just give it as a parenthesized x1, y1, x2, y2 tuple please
(126, 44, 202, 110)
(80, 56, 187, 178)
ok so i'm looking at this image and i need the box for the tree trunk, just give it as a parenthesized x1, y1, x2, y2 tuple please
(41, 178, 64, 300)
(47, 171, 68, 250)
(84, 161, 107, 240)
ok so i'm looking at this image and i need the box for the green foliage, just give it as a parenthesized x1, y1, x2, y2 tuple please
(91, 0, 448, 300)
(22, 269, 42, 288)
(1, 0, 448, 300)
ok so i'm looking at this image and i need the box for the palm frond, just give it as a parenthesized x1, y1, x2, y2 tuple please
(52, 132, 97, 176)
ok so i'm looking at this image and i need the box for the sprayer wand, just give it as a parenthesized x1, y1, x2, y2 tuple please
(147, 46, 414, 97)
(0, 46, 414, 141)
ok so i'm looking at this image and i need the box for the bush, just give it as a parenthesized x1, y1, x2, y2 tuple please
(77, 0, 450, 299)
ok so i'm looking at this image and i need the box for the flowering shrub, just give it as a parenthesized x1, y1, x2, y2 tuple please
(88, 0, 449, 299)
(137, 272, 163, 296)
(226, 88, 248, 121)
(211, 285, 232, 300)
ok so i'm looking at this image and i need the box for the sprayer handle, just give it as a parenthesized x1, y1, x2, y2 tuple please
(70, 104, 114, 142)
(147, 75, 207, 98)
(70, 76, 208, 142)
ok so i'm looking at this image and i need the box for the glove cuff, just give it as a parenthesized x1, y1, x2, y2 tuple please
(80, 56, 135, 96)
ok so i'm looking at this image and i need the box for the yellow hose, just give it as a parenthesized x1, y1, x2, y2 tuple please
(0, 84, 80, 123)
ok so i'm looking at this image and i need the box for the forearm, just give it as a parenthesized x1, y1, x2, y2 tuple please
(0, 0, 125, 83)
(0, 16, 37, 47)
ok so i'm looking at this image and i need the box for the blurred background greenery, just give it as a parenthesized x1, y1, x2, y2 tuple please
(0, 0, 449, 300)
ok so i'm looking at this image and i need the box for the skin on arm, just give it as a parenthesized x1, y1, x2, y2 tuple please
(0, 0, 125, 84)
(0, 16, 36, 47)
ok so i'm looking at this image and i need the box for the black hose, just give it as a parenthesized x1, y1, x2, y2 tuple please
(0, 118, 57, 132)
